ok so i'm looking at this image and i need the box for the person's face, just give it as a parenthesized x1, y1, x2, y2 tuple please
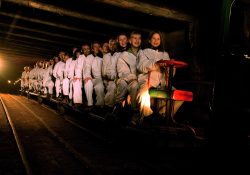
(63, 55, 69, 62)
(102, 43, 109, 53)
(81, 45, 90, 56)
(50, 59, 54, 66)
(150, 33, 161, 48)
(109, 40, 117, 52)
(76, 51, 81, 58)
(118, 35, 128, 48)
(59, 51, 65, 60)
(92, 43, 100, 55)
(129, 34, 141, 48)
(54, 56, 59, 63)
(38, 61, 44, 68)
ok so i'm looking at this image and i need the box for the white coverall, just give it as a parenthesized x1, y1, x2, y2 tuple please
(24, 71, 30, 89)
(83, 54, 104, 106)
(53, 61, 65, 97)
(67, 59, 76, 100)
(137, 48, 170, 117)
(62, 58, 72, 96)
(37, 68, 45, 92)
(29, 66, 38, 91)
(116, 50, 141, 109)
(73, 54, 87, 104)
(102, 52, 121, 107)
(21, 71, 26, 89)
(43, 65, 54, 95)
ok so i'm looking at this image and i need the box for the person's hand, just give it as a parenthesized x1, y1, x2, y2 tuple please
(73, 77, 80, 82)
(84, 77, 92, 84)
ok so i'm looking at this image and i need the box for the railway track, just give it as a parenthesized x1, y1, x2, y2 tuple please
(0, 96, 30, 175)
(0, 93, 208, 175)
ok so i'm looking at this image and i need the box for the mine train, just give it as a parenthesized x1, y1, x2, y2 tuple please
(20, 64, 211, 148)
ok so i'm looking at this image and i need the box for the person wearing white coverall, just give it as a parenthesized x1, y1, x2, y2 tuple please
(21, 66, 27, 90)
(115, 31, 142, 125)
(37, 60, 45, 93)
(43, 59, 54, 97)
(102, 38, 120, 108)
(117, 33, 129, 52)
(83, 42, 104, 108)
(24, 66, 30, 90)
(73, 44, 91, 105)
(67, 50, 78, 105)
(42, 60, 49, 95)
(29, 63, 38, 92)
(53, 52, 65, 98)
(28, 65, 35, 91)
(137, 31, 184, 121)
(62, 53, 72, 104)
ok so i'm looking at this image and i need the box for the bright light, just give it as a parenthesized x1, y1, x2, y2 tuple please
(138, 89, 153, 117)
(0, 56, 3, 70)
(8, 80, 11, 84)
(0, 55, 6, 73)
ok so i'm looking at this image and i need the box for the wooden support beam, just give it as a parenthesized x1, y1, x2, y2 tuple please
(95, 0, 197, 49)
(0, 37, 66, 50)
(0, 11, 108, 37)
(1, 51, 44, 58)
(3, 0, 150, 32)
(0, 50, 48, 59)
(1, 42, 57, 53)
(0, 47, 50, 56)
(0, 22, 82, 42)
(0, 30, 75, 47)
(95, 0, 195, 23)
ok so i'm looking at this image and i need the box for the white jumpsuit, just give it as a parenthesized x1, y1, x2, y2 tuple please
(53, 61, 65, 97)
(44, 65, 54, 95)
(83, 54, 104, 106)
(102, 52, 120, 107)
(24, 71, 29, 89)
(37, 67, 45, 92)
(62, 58, 72, 96)
(116, 50, 141, 109)
(29, 66, 38, 91)
(137, 48, 170, 117)
(73, 54, 87, 104)
(67, 59, 76, 100)
(21, 71, 26, 89)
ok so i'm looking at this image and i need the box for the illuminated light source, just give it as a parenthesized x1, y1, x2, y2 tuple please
(138, 89, 153, 117)
(0, 54, 6, 74)
(8, 80, 11, 84)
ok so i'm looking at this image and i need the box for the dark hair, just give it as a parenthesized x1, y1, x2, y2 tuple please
(73, 49, 81, 60)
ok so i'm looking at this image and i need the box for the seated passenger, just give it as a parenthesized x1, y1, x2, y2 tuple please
(44, 59, 54, 98)
(62, 52, 72, 104)
(115, 31, 142, 125)
(53, 51, 65, 99)
(102, 37, 120, 109)
(83, 41, 105, 109)
(73, 44, 91, 107)
(137, 31, 184, 122)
